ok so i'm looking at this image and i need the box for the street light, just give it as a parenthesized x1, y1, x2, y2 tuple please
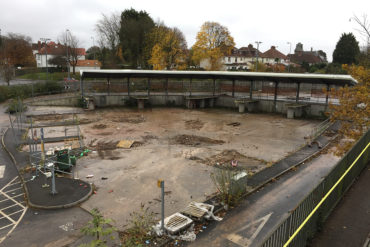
(66, 29, 71, 79)
(91, 36, 96, 69)
(255, 41, 262, 72)
(287, 42, 292, 72)
(40, 38, 51, 79)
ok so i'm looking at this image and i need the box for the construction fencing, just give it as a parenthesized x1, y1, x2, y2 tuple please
(260, 129, 370, 247)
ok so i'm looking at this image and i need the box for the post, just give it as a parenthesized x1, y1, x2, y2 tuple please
(80, 77, 84, 98)
(232, 79, 235, 97)
(250, 81, 253, 99)
(274, 81, 278, 112)
(165, 78, 168, 97)
(8, 112, 16, 143)
(66, 29, 71, 79)
(107, 77, 110, 96)
(189, 78, 192, 96)
(40, 128, 46, 173)
(213, 78, 216, 96)
(296, 82, 301, 103)
(158, 180, 165, 231)
(127, 77, 130, 96)
(51, 164, 57, 195)
(325, 84, 330, 105)
(147, 77, 151, 96)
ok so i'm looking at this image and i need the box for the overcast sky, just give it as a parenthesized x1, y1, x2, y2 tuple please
(0, 0, 369, 61)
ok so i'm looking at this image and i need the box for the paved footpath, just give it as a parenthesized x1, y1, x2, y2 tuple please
(187, 152, 341, 247)
(310, 163, 370, 247)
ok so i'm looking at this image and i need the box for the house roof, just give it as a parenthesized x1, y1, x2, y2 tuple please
(288, 52, 324, 64)
(227, 44, 263, 58)
(37, 42, 86, 56)
(76, 60, 101, 67)
(80, 69, 357, 86)
(262, 46, 287, 60)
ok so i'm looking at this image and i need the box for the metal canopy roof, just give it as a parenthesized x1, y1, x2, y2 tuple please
(80, 69, 357, 86)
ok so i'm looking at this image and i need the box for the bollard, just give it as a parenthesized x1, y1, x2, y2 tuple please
(157, 180, 165, 232)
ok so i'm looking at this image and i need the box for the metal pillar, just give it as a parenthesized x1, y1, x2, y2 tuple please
(296, 82, 301, 103)
(80, 77, 84, 98)
(127, 77, 130, 96)
(250, 81, 253, 99)
(50, 164, 57, 195)
(232, 79, 235, 97)
(189, 78, 192, 96)
(165, 78, 168, 97)
(213, 78, 216, 96)
(107, 77, 110, 96)
(148, 78, 151, 96)
(325, 84, 330, 105)
(274, 81, 278, 112)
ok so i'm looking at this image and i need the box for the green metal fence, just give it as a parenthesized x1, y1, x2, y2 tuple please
(260, 129, 370, 247)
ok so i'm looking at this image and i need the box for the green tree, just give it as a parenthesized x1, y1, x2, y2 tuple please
(119, 8, 154, 68)
(80, 208, 117, 247)
(332, 33, 360, 65)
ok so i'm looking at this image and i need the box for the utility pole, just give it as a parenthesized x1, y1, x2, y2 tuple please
(91, 36, 96, 69)
(255, 41, 262, 72)
(287, 42, 292, 72)
(66, 29, 71, 80)
(40, 38, 51, 79)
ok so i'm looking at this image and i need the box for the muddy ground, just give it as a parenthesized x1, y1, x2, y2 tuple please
(28, 106, 319, 230)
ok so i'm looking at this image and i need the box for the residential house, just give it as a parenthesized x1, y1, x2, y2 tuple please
(287, 43, 327, 65)
(261, 46, 288, 65)
(32, 41, 86, 68)
(223, 44, 262, 70)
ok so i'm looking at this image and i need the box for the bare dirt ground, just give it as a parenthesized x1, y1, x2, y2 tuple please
(29, 107, 319, 231)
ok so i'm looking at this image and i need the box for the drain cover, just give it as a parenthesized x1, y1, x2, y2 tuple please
(164, 213, 193, 234)
(182, 202, 214, 220)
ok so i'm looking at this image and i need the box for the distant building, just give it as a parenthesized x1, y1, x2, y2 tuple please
(32, 41, 86, 68)
(288, 43, 327, 65)
(261, 46, 288, 65)
(223, 44, 262, 70)
(75, 60, 101, 72)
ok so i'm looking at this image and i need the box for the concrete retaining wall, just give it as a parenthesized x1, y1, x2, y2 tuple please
(28, 92, 328, 118)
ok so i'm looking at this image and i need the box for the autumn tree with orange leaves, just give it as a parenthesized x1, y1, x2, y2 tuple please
(192, 22, 235, 71)
(148, 25, 187, 70)
(326, 64, 369, 155)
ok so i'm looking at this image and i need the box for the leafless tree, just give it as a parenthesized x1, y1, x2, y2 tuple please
(58, 30, 82, 75)
(351, 14, 370, 48)
(95, 12, 120, 52)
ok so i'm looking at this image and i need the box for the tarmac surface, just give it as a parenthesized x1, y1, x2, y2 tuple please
(310, 163, 370, 247)
(2, 125, 92, 209)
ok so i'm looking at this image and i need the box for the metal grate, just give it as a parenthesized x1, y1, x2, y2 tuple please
(164, 213, 193, 234)
(182, 202, 214, 220)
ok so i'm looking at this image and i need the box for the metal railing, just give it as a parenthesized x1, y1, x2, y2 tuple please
(260, 129, 370, 247)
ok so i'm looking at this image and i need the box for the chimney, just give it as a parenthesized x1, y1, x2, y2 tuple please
(311, 47, 313, 52)
(271, 46, 275, 49)
(38, 41, 41, 51)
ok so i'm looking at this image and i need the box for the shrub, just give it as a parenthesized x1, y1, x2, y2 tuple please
(211, 168, 246, 207)
(122, 203, 157, 247)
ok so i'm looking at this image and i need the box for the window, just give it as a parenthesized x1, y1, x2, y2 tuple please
(235, 57, 237, 62)
(228, 57, 231, 62)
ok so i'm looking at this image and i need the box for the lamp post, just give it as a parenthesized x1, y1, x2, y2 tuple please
(91, 36, 96, 69)
(287, 42, 292, 72)
(66, 29, 71, 80)
(40, 38, 51, 80)
(255, 41, 262, 72)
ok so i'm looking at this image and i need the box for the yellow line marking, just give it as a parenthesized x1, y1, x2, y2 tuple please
(0, 191, 25, 209)
(0, 224, 13, 231)
(284, 142, 370, 247)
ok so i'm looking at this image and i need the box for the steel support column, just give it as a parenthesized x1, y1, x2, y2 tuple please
(296, 82, 301, 103)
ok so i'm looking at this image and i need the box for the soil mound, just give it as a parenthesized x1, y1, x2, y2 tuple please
(171, 134, 224, 146)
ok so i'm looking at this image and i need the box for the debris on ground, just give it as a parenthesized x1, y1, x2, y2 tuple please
(227, 122, 241, 127)
(116, 140, 135, 149)
(112, 114, 145, 124)
(131, 141, 145, 148)
(86, 174, 94, 178)
(170, 135, 224, 146)
(202, 149, 267, 168)
(185, 119, 204, 130)
(92, 123, 107, 129)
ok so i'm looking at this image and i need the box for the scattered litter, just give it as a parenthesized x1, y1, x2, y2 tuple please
(145, 240, 150, 244)
(163, 213, 193, 235)
(231, 160, 238, 167)
(182, 202, 223, 221)
(34, 212, 38, 215)
(93, 191, 97, 194)
(101, 177, 108, 180)
(227, 122, 241, 127)
(108, 190, 113, 193)
(116, 140, 135, 149)
(79, 183, 83, 186)
(202, 226, 207, 229)
(42, 184, 49, 188)
(30, 176, 36, 181)
(86, 174, 94, 178)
